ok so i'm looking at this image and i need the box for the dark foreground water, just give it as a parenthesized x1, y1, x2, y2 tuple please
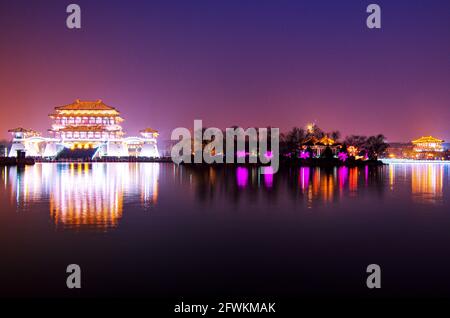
(1, 162, 450, 299)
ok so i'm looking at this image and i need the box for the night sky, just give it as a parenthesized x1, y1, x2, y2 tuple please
(0, 0, 449, 141)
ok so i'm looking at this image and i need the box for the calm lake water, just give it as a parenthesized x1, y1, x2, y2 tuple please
(1, 162, 450, 299)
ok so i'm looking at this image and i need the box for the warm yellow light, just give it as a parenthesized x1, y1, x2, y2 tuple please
(347, 146, 358, 157)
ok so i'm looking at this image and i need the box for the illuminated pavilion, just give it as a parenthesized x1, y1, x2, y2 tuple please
(301, 136, 341, 157)
(411, 136, 445, 159)
(8, 99, 160, 158)
(412, 136, 444, 152)
(8, 128, 45, 157)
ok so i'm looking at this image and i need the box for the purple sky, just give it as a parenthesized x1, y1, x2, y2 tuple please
(0, 0, 449, 142)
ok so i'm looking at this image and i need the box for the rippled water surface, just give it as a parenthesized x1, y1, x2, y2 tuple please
(1, 162, 450, 298)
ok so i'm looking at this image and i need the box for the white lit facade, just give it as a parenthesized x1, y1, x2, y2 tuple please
(8, 100, 160, 158)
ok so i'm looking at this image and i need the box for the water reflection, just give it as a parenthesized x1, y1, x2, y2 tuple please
(1, 163, 159, 231)
(181, 164, 449, 207)
(236, 167, 249, 188)
(1, 163, 448, 232)
(178, 165, 388, 208)
(411, 164, 444, 204)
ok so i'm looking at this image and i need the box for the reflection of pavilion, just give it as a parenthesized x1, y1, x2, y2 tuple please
(49, 163, 124, 229)
(2, 163, 160, 230)
(411, 164, 443, 203)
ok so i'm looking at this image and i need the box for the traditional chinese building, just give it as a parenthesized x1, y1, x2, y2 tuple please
(301, 136, 341, 157)
(411, 136, 445, 160)
(412, 136, 444, 152)
(49, 99, 124, 147)
(8, 127, 48, 157)
(8, 99, 160, 159)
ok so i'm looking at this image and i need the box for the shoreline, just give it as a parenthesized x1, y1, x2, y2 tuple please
(4, 157, 450, 167)
(0, 157, 35, 166)
(0, 157, 385, 168)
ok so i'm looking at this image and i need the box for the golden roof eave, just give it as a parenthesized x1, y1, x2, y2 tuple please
(412, 136, 444, 144)
(318, 136, 335, 146)
(140, 128, 158, 134)
(54, 99, 118, 112)
(8, 127, 34, 133)
(49, 113, 122, 118)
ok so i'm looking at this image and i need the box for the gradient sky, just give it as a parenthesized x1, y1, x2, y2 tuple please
(0, 0, 449, 141)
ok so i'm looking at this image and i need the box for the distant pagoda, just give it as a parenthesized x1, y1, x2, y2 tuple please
(412, 136, 444, 153)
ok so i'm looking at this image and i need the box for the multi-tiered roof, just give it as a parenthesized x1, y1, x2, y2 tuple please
(412, 136, 444, 144)
(50, 99, 123, 118)
(412, 136, 444, 153)
(49, 99, 124, 142)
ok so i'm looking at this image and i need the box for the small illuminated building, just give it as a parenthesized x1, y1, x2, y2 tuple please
(8, 128, 48, 157)
(120, 129, 160, 158)
(8, 100, 160, 159)
(137, 128, 160, 157)
(301, 136, 340, 157)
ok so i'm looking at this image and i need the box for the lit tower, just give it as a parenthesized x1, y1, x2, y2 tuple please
(8, 128, 41, 157)
(49, 99, 124, 150)
(139, 128, 160, 157)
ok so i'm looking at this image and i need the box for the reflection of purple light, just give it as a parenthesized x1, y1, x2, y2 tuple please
(299, 167, 310, 190)
(237, 150, 246, 158)
(338, 166, 348, 189)
(236, 167, 248, 188)
(263, 166, 273, 188)
(338, 152, 348, 162)
(264, 151, 273, 160)
(299, 151, 310, 159)
(365, 166, 369, 184)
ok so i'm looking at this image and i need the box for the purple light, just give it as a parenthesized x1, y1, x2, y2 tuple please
(236, 167, 249, 188)
(264, 151, 273, 160)
(236, 150, 246, 158)
(338, 152, 348, 162)
(299, 151, 310, 159)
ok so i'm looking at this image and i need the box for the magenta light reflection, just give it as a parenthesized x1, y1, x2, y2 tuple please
(299, 167, 310, 190)
(338, 166, 348, 190)
(263, 166, 274, 188)
(365, 166, 369, 185)
(236, 167, 249, 188)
